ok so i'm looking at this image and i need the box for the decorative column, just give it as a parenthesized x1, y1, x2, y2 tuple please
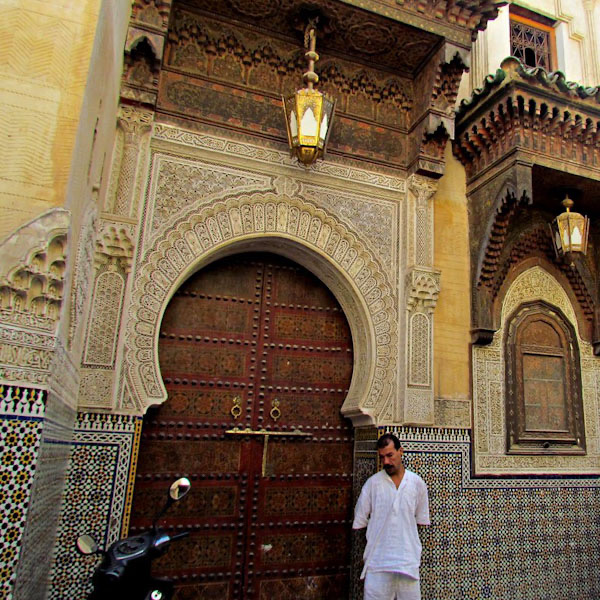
(112, 106, 153, 217)
(403, 175, 441, 424)
(78, 222, 134, 410)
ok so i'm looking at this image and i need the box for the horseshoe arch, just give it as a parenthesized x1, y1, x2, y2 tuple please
(125, 193, 397, 425)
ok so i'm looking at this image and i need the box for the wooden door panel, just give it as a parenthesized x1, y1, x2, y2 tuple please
(155, 387, 245, 421)
(260, 482, 352, 519)
(129, 254, 353, 599)
(271, 310, 351, 342)
(266, 351, 353, 385)
(263, 391, 350, 428)
(170, 581, 231, 599)
(264, 439, 352, 475)
(161, 297, 255, 335)
(257, 574, 348, 600)
(269, 264, 340, 307)
(135, 439, 242, 474)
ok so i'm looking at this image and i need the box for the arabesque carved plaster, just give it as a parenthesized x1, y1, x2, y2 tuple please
(124, 192, 398, 424)
(0, 209, 70, 387)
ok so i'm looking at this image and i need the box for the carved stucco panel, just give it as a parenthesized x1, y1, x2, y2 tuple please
(83, 269, 126, 368)
(111, 106, 153, 218)
(473, 266, 600, 474)
(502, 267, 577, 325)
(300, 183, 397, 277)
(152, 123, 407, 194)
(407, 175, 437, 268)
(68, 205, 97, 353)
(147, 154, 272, 236)
(125, 193, 397, 422)
(78, 368, 114, 409)
(408, 313, 430, 387)
(404, 388, 434, 424)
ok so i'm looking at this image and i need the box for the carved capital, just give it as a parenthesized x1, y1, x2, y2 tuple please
(408, 175, 438, 206)
(117, 105, 154, 139)
(406, 268, 441, 313)
(94, 222, 135, 274)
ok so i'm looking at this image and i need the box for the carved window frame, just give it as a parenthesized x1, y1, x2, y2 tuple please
(509, 8, 556, 71)
(505, 301, 585, 455)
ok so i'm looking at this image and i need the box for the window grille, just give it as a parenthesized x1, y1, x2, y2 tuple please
(510, 15, 553, 70)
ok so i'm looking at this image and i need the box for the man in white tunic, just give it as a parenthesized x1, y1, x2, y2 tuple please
(353, 433, 430, 600)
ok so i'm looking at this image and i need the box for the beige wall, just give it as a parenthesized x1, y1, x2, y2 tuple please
(0, 0, 101, 242)
(433, 143, 471, 406)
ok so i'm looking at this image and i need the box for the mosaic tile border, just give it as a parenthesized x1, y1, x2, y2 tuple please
(349, 427, 600, 600)
(385, 426, 600, 489)
(48, 413, 141, 600)
(0, 385, 46, 600)
(0, 415, 44, 600)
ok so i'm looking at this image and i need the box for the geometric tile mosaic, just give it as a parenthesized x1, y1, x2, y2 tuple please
(37, 417, 600, 600)
(0, 414, 43, 600)
(350, 427, 600, 600)
(47, 413, 140, 600)
(413, 448, 600, 600)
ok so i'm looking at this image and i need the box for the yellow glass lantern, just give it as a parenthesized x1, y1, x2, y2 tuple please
(550, 195, 589, 265)
(283, 25, 335, 166)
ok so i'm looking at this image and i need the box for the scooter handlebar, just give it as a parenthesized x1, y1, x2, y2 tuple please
(169, 531, 190, 543)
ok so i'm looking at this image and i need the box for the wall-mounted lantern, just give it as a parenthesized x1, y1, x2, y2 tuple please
(550, 195, 590, 265)
(282, 21, 335, 166)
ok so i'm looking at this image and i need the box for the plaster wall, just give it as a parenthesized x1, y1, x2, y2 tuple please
(0, 2, 131, 598)
(432, 143, 471, 429)
(0, 0, 101, 242)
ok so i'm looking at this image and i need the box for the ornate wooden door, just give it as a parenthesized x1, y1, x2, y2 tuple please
(129, 253, 354, 599)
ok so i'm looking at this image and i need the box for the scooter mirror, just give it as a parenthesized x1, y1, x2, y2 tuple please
(169, 477, 191, 501)
(76, 534, 99, 555)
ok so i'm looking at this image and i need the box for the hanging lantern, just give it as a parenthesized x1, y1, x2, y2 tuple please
(550, 195, 590, 265)
(282, 22, 335, 166)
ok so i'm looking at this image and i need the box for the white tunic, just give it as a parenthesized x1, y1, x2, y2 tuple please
(352, 469, 430, 580)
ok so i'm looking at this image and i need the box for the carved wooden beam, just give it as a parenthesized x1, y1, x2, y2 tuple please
(122, 0, 174, 107)
(454, 57, 600, 182)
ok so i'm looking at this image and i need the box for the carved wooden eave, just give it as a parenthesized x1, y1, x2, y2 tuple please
(342, 0, 507, 45)
(121, 1, 173, 106)
(452, 57, 600, 349)
(409, 43, 470, 177)
(122, 0, 497, 177)
(454, 56, 600, 183)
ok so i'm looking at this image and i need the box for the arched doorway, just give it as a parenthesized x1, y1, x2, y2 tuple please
(129, 252, 355, 599)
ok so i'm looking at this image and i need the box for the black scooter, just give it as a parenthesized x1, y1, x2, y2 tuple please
(77, 477, 191, 600)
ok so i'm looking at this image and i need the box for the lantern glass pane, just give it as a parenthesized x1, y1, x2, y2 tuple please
(300, 106, 318, 137)
(554, 229, 562, 252)
(290, 110, 298, 138)
(561, 226, 570, 249)
(319, 113, 329, 141)
(571, 226, 582, 247)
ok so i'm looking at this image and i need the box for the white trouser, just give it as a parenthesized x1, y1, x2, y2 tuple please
(364, 570, 422, 600)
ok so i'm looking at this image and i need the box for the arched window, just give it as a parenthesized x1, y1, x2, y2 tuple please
(505, 302, 585, 454)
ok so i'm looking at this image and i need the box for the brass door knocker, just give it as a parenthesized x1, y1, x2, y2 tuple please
(230, 395, 242, 420)
(270, 398, 281, 422)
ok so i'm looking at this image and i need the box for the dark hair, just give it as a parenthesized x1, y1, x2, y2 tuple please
(376, 433, 401, 450)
